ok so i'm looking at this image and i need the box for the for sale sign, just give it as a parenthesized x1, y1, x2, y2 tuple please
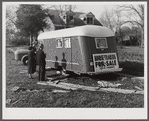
(93, 53, 119, 72)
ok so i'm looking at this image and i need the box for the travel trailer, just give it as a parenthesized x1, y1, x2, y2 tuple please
(38, 25, 122, 74)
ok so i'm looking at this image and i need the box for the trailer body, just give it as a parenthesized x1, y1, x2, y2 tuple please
(38, 25, 122, 74)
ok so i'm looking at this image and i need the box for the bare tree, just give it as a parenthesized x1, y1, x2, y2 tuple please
(99, 7, 125, 30)
(117, 4, 144, 47)
(6, 5, 18, 44)
(99, 8, 115, 31)
(6, 5, 17, 28)
(49, 5, 76, 13)
(99, 4, 144, 47)
(99, 8, 125, 44)
(6, 5, 17, 31)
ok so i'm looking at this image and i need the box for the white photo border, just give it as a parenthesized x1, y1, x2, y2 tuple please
(2, 1, 148, 120)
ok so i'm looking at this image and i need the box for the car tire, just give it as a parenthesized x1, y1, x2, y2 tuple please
(22, 56, 28, 66)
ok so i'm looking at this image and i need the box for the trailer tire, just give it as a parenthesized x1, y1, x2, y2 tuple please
(21, 55, 28, 66)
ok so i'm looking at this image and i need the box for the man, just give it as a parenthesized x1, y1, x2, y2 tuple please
(36, 44, 46, 81)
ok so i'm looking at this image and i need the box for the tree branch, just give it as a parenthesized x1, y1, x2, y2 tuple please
(123, 21, 143, 28)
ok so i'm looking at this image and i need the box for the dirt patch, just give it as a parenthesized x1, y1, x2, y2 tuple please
(38, 81, 143, 94)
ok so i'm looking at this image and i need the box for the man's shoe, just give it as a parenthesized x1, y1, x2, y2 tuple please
(29, 77, 33, 79)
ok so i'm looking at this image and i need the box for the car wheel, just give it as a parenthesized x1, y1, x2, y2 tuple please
(22, 56, 28, 66)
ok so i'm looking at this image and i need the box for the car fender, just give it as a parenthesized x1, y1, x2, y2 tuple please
(21, 55, 28, 62)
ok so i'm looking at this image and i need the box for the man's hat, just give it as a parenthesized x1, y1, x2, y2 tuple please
(28, 46, 33, 50)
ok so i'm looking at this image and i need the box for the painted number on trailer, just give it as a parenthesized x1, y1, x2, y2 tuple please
(64, 38, 71, 48)
(56, 38, 71, 48)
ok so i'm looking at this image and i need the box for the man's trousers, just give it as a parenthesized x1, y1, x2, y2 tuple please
(38, 65, 45, 81)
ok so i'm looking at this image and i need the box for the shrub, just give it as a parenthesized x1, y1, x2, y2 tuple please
(11, 38, 30, 46)
(8, 35, 30, 46)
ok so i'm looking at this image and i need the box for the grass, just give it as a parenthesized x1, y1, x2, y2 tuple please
(117, 46, 144, 76)
(119, 61, 144, 76)
(5, 46, 144, 108)
(8, 89, 143, 108)
(117, 46, 144, 63)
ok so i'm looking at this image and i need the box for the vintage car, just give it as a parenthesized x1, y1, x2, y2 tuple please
(14, 49, 29, 65)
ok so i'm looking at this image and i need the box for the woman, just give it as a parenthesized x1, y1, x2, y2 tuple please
(28, 46, 36, 79)
(32, 43, 37, 73)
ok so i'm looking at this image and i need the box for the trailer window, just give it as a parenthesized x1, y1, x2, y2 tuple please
(64, 38, 71, 48)
(95, 38, 108, 49)
(56, 38, 63, 48)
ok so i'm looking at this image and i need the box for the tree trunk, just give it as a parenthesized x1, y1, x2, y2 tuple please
(140, 28, 144, 48)
(30, 33, 34, 46)
(30, 33, 32, 46)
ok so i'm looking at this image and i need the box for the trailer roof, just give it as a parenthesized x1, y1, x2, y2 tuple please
(38, 25, 114, 40)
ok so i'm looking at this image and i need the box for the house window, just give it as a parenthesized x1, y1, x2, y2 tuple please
(69, 16, 73, 20)
(64, 38, 71, 48)
(67, 15, 73, 20)
(87, 17, 93, 24)
(56, 38, 63, 48)
(95, 38, 108, 49)
(63, 16, 66, 19)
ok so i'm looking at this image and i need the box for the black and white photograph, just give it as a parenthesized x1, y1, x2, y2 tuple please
(2, 1, 148, 120)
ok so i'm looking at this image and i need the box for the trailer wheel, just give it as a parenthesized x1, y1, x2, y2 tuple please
(21, 55, 28, 66)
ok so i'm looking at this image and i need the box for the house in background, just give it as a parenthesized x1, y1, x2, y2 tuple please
(44, 9, 103, 31)
(122, 34, 139, 46)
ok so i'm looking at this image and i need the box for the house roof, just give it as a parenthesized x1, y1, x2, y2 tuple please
(38, 25, 114, 39)
(47, 9, 102, 27)
(47, 9, 65, 25)
(94, 18, 102, 26)
(65, 10, 75, 15)
(79, 12, 95, 18)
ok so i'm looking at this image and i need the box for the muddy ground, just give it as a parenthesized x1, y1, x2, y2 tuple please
(5, 46, 144, 108)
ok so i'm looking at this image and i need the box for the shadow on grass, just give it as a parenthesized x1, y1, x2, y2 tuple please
(119, 61, 144, 77)
(45, 61, 144, 83)
(66, 62, 144, 82)
(87, 61, 144, 81)
(86, 73, 121, 82)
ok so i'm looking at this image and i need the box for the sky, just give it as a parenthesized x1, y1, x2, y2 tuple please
(6, 2, 144, 20)
(44, 2, 116, 19)
(73, 5, 112, 19)
(45, 4, 109, 19)
(43, 2, 143, 20)
(5, 3, 110, 19)
(5, 1, 146, 30)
